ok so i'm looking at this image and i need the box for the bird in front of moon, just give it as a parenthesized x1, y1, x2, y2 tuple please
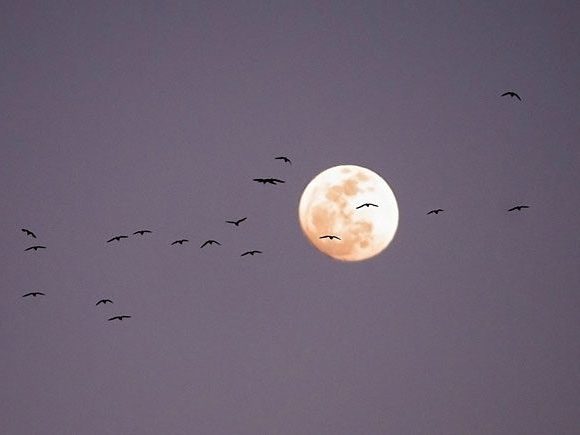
(298, 165, 398, 261)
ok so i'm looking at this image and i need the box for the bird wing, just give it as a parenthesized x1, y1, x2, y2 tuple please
(200, 241, 209, 248)
(22, 293, 33, 297)
(132, 231, 141, 235)
(96, 300, 103, 305)
(508, 207, 517, 211)
(106, 237, 116, 242)
(108, 317, 117, 321)
(24, 246, 33, 251)
(272, 179, 285, 183)
(501, 92, 510, 97)
(515, 94, 521, 101)
(119, 236, 128, 239)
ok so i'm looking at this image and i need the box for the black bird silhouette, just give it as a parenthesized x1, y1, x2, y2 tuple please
(508, 205, 530, 212)
(133, 230, 152, 235)
(96, 299, 113, 306)
(171, 239, 189, 245)
(501, 91, 522, 101)
(226, 217, 247, 227)
(356, 203, 378, 209)
(106, 235, 128, 243)
(319, 235, 341, 240)
(108, 315, 131, 321)
(24, 245, 46, 251)
(274, 156, 292, 164)
(241, 250, 262, 256)
(21, 228, 37, 238)
(200, 240, 221, 248)
(253, 178, 285, 185)
(427, 209, 444, 215)
(22, 292, 45, 298)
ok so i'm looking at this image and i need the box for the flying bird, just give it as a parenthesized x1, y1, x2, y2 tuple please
(253, 178, 285, 185)
(501, 91, 522, 101)
(226, 217, 247, 227)
(200, 240, 221, 248)
(22, 292, 45, 298)
(106, 235, 128, 243)
(508, 205, 530, 212)
(96, 299, 113, 306)
(319, 235, 341, 240)
(241, 250, 262, 256)
(21, 228, 36, 238)
(356, 203, 378, 209)
(24, 245, 46, 251)
(108, 315, 131, 321)
(133, 230, 152, 235)
(427, 209, 444, 215)
(171, 239, 189, 245)
(274, 156, 292, 164)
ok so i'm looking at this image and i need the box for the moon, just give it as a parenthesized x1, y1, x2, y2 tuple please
(298, 165, 399, 261)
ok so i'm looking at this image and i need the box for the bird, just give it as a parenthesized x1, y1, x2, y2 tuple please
(356, 203, 378, 209)
(22, 292, 45, 298)
(501, 91, 522, 101)
(24, 245, 46, 251)
(427, 209, 444, 215)
(253, 178, 285, 185)
(241, 250, 262, 256)
(226, 217, 247, 227)
(274, 156, 292, 164)
(319, 235, 341, 240)
(108, 315, 131, 321)
(508, 205, 530, 212)
(200, 240, 221, 248)
(133, 230, 152, 236)
(96, 299, 113, 306)
(171, 239, 189, 245)
(106, 235, 128, 243)
(21, 228, 36, 238)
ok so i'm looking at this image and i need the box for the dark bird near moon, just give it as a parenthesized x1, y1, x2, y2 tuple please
(171, 239, 189, 245)
(24, 245, 46, 251)
(319, 235, 341, 240)
(133, 230, 152, 235)
(356, 203, 378, 209)
(253, 178, 285, 185)
(21, 228, 36, 238)
(427, 209, 444, 215)
(22, 292, 45, 298)
(501, 91, 521, 101)
(508, 205, 530, 212)
(106, 235, 128, 243)
(200, 240, 221, 248)
(226, 217, 247, 227)
(96, 299, 113, 306)
(274, 156, 292, 164)
(241, 250, 262, 256)
(108, 315, 131, 321)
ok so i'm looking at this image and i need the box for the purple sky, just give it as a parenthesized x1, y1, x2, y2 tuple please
(1, 1, 579, 434)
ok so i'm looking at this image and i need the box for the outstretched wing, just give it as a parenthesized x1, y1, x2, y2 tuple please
(106, 237, 116, 243)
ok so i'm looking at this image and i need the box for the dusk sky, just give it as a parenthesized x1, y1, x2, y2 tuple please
(1, 1, 579, 434)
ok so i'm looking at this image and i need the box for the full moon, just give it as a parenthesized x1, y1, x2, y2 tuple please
(298, 165, 399, 261)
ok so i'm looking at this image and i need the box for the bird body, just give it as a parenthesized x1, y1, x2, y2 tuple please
(501, 91, 522, 101)
(241, 250, 262, 256)
(21, 228, 37, 238)
(24, 245, 46, 251)
(319, 235, 341, 240)
(106, 235, 128, 243)
(22, 292, 45, 297)
(253, 178, 285, 185)
(96, 299, 113, 306)
(226, 217, 247, 226)
(133, 230, 152, 235)
(171, 239, 189, 245)
(274, 156, 292, 164)
(108, 315, 131, 321)
(508, 205, 530, 212)
(427, 209, 444, 215)
(200, 240, 221, 248)
(356, 203, 378, 209)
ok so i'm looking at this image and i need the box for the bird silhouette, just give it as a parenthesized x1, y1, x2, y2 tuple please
(241, 250, 262, 256)
(96, 299, 113, 306)
(274, 156, 292, 164)
(226, 217, 247, 227)
(22, 292, 45, 298)
(106, 235, 128, 243)
(133, 230, 152, 235)
(200, 240, 221, 248)
(24, 245, 46, 251)
(319, 235, 341, 240)
(356, 203, 378, 209)
(253, 178, 285, 185)
(21, 228, 36, 238)
(501, 91, 522, 101)
(108, 315, 131, 321)
(171, 239, 189, 245)
(427, 209, 444, 215)
(508, 205, 530, 212)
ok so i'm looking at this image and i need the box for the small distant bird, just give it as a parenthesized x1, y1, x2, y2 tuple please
(133, 230, 152, 236)
(501, 91, 521, 101)
(253, 178, 285, 185)
(226, 217, 247, 227)
(200, 240, 221, 248)
(319, 235, 341, 240)
(96, 299, 113, 306)
(356, 203, 378, 209)
(274, 156, 292, 164)
(21, 228, 36, 238)
(508, 205, 530, 212)
(427, 209, 444, 215)
(106, 235, 128, 243)
(171, 239, 189, 245)
(24, 245, 46, 251)
(22, 292, 45, 298)
(241, 250, 262, 256)
(108, 315, 131, 321)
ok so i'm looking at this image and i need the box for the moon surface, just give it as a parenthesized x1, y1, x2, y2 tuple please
(298, 165, 399, 261)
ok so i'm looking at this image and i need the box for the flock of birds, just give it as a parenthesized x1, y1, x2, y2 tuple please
(18, 90, 530, 320)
